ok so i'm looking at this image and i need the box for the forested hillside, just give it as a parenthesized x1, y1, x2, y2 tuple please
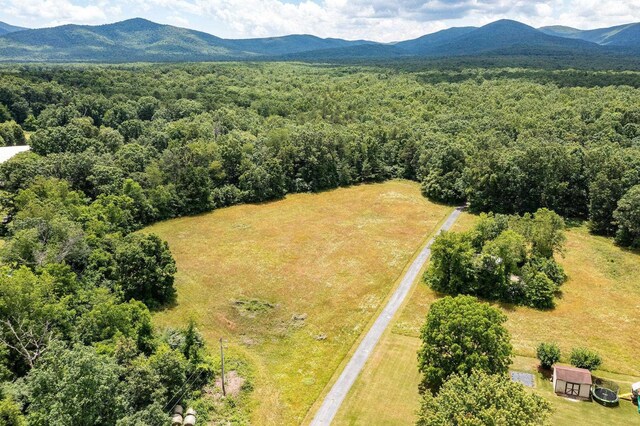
(0, 63, 639, 423)
(0, 18, 638, 62)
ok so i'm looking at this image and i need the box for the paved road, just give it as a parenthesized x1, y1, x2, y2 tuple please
(310, 207, 463, 426)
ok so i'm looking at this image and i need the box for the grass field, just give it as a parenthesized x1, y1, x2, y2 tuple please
(146, 180, 452, 424)
(336, 212, 640, 425)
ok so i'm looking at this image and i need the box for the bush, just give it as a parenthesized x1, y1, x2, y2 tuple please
(0, 396, 25, 426)
(536, 342, 561, 369)
(570, 347, 602, 371)
(522, 270, 556, 310)
(527, 256, 567, 287)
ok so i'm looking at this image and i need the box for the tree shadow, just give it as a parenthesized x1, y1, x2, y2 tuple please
(537, 365, 553, 380)
(564, 218, 586, 229)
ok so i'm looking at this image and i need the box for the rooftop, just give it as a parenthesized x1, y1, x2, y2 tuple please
(554, 365, 592, 384)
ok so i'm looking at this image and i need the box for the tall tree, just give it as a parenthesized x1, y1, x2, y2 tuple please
(418, 295, 512, 393)
(417, 370, 551, 426)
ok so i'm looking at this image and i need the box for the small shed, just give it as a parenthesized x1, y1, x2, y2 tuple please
(553, 366, 592, 400)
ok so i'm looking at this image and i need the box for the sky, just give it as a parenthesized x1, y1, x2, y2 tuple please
(1, 0, 640, 42)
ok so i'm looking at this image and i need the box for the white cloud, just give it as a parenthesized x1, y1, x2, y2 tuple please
(1, 0, 639, 41)
(5, 0, 107, 26)
(145, 0, 640, 41)
(165, 14, 190, 27)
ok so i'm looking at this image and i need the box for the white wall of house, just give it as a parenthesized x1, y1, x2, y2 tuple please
(554, 378, 591, 399)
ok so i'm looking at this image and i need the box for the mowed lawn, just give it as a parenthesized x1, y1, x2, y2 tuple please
(146, 180, 452, 424)
(336, 212, 640, 425)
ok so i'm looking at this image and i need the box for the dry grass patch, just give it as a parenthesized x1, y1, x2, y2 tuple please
(146, 180, 451, 424)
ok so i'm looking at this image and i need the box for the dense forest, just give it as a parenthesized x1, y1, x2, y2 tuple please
(0, 62, 639, 424)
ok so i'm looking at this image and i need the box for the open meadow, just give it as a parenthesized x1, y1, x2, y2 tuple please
(147, 180, 452, 424)
(335, 213, 640, 425)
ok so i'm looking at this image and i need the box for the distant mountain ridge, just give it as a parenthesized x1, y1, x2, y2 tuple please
(0, 21, 27, 36)
(404, 20, 601, 57)
(0, 17, 638, 62)
(540, 23, 640, 47)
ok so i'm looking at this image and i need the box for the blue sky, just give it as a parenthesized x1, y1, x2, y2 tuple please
(2, 0, 639, 42)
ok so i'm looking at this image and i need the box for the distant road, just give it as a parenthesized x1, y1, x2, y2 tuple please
(0, 145, 30, 163)
(309, 207, 463, 425)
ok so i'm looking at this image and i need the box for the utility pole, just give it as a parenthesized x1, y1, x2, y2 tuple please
(219, 337, 226, 397)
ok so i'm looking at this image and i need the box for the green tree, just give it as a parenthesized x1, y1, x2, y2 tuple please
(148, 343, 188, 400)
(419, 143, 467, 204)
(136, 96, 160, 121)
(0, 152, 48, 192)
(119, 357, 166, 414)
(587, 148, 640, 236)
(469, 213, 510, 250)
(536, 342, 561, 369)
(0, 396, 26, 426)
(418, 295, 512, 393)
(238, 158, 286, 203)
(26, 343, 124, 425)
(521, 269, 557, 310)
(75, 289, 153, 351)
(424, 232, 476, 295)
(114, 233, 177, 308)
(29, 125, 91, 155)
(527, 208, 566, 259)
(0, 267, 71, 372)
(0, 121, 26, 146)
(3, 215, 89, 272)
(416, 370, 551, 426)
(613, 185, 640, 248)
(482, 229, 527, 275)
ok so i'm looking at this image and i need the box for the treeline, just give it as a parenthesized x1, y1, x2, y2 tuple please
(0, 63, 639, 423)
(0, 64, 638, 248)
(416, 68, 640, 88)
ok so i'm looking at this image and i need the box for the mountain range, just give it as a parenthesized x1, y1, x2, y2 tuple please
(540, 23, 640, 46)
(0, 18, 637, 62)
(0, 22, 26, 36)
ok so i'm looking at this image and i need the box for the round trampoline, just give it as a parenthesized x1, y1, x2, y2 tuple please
(592, 378, 619, 407)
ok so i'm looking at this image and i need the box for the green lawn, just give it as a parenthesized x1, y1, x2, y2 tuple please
(334, 333, 423, 425)
(145, 180, 452, 424)
(336, 212, 640, 425)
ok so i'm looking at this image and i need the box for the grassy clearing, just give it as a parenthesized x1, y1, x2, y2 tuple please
(334, 333, 423, 425)
(146, 180, 451, 424)
(510, 357, 639, 425)
(337, 212, 640, 425)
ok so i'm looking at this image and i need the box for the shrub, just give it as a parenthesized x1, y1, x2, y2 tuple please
(522, 270, 556, 310)
(570, 347, 602, 371)
(530, 257, 567, 287)
(536, 342, 561, 369)
(0, 396, 25, 426)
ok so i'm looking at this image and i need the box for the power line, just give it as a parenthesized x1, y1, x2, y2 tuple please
(164, 367, 202, 412)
